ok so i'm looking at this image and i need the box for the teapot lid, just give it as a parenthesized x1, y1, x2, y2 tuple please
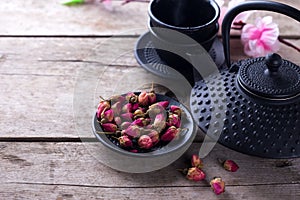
(238, 53, 300, 100)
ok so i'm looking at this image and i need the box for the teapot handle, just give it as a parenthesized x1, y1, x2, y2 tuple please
(222, 0, 300, 67)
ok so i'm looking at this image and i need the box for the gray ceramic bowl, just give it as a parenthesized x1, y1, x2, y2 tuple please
(92, 93, 196, 173)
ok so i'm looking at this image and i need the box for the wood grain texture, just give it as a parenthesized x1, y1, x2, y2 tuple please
(0, 0, 299, 36)
(0, 38, 299, 139)
(0, 142, 299, 187)
(0, 183, 299, 200)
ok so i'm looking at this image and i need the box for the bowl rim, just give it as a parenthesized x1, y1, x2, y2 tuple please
(92, 93, 196, 158)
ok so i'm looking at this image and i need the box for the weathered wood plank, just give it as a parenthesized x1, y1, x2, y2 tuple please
(0, 0, 148, 36)
(0, 0, 299, 36)
(0, 183, 299, 200)
(0, 142, 299, 187)
(0, 38, 299, 138)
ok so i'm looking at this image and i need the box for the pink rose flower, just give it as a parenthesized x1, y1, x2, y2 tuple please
(241, 16, 280, 57)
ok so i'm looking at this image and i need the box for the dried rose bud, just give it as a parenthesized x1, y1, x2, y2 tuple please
(138, 91, 149, 106)
(132, 118, 150, 127)
(101, 123, 117, 132)
(147, 104, 165, 116)
(145, 124, 153, 129)
(223, 160, 239, 172)
(186, 167, 206, 181)
(170, 105, 182, 117)
(97, 100, 110, 118)
(148, 91, 156, 104)
(167, 113, 181, 128)
(120, 121, 131, 130)
(161, 126, 179, 142)
(111, 101, 122, 116)
(120, 113, 133, 122)
(153, 113, 166, 132)
(131, 118, 145, 127)
(132, 103, 139, 111)
(138, 135, 153, 149)
(210, 177, 225, 195)
(126, 92, 138, 104)
(110, 95, 125, 105)
(133, 108, 145, 119)
(114, 116, 122, 126)
(124, 125, 141, 138)
(122, 103, 133, 113)
(118, 135, 133, 148)
(191, 154, 203, 169)
(130, 149, 138, 153)
(156, 101, 169, 109)
(147, 129, 160, 145)
(101, 109, 114, 123)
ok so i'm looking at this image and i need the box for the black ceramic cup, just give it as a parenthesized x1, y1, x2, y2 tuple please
(148, 0, 220, 85)
(148, 0, 220, 50)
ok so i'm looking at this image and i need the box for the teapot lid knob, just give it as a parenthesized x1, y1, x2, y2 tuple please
(265, 53, 282, 74)
(238, 53, 300, 100)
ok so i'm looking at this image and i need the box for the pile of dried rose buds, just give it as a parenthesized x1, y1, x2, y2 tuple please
(96, 90, 185, 153)
(180, 155, 239, 195)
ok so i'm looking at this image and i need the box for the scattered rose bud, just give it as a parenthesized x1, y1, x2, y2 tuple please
(120, 113, 133, 122)
(97, 100, 110, 118)
(138, 91, 149, 106)
(161, 126, 179, 142)
(138, 135, 153, 149)
(210, 177, 225, 195)
(101, 123, 117, 132)
(122, 103, 133, 113)
(120, 121, 131, 130)
(148, 91, 156, 104)
(124, 125, 141, 138)
(118, 135, 133, 148)
(153, 113, 167, 132)
(101, 109, 114, 123)
(191, 154, 203, 169)
(223, 160, 239, 172)
(111, 101, 122, 116)
(170, 105, 182, 117)
(186, 167, 206, 181)
(167, 113, 181, 128)
(147, 129, 160, 145)
(126, 92, 138, 103)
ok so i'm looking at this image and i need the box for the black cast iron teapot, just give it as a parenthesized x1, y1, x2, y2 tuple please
(190, 1, 300, 158)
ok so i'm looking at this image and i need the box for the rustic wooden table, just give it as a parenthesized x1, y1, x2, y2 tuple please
(0, 0, 299, 199)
